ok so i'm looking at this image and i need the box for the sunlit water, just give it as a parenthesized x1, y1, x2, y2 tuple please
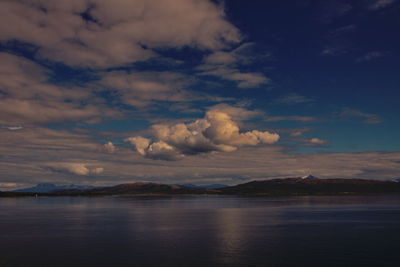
(1, 195, 400, 267)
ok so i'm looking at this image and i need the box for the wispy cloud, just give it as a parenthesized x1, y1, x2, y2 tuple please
(321, 25, 356, 56)
(309, 137, 329, 145)
(317, 0, 352, 23)
(97, 70, 199, 108)
(340, 108, 383, 124)
(266, 116, 317, 122)
(0, 126, 23, 131)
(356, 51, 383, 62)
(368, 0, 397, 10)
(197, 43, 270, 88)
(288, 128, 312, 137)
(0, 53, 120, 124)
(274, 93, 314, 105)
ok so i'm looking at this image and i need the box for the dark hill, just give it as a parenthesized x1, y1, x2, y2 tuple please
(13, 183, 94, 193)
(2, 178, 400, 197)
(54, 182, 209, 196)
(220, 178, 400, 195)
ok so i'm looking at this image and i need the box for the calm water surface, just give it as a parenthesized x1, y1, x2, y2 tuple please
(1, 195, 400, 267)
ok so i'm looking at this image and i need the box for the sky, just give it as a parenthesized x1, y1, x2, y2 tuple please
(0, 0, 399, 190)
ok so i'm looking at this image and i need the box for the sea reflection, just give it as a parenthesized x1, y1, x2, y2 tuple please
(1, 195, 400, 267)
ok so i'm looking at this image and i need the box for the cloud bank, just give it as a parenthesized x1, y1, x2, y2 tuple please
(125, 110, 279, 160)
(0, 0, 240, 68)
(0, 52, 118, 124)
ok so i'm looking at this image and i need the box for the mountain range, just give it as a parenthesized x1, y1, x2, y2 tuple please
(13, 183, 94, 193)
(219, 177, 400, 195)
(2, 176, 400, 197)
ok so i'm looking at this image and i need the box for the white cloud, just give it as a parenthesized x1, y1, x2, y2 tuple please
(103, 141, 116, 153)
(125, 109, 279, 160)
(310, 138, 328, 145)
(46, 163, 104, 176)
(50, 163, 90, 176)
(0, 126, 23, 131)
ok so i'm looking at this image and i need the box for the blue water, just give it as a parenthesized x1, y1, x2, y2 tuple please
(1, 195, 400, 267)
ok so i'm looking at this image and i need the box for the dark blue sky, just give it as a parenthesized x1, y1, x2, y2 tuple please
(0, 0, 399, 188)
(224, 0, 400, 152)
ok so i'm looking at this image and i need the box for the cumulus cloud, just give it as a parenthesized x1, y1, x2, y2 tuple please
(125, 110, 279, 160)
(46, 163, 104, 176)
(125, 137, 183, 161)
(103, 141, 116, 153)
(0, 0, 240, 68)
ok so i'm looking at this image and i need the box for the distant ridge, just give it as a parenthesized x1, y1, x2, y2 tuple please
(220, 178, 400, 195)
(173, 183, 227, 189)
(13, 183, 95, 193)
(2, 178, 400, 197)
(54, 182, 208, 195)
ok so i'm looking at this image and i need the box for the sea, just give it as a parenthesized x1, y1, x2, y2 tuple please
(1, 195, 399, 267)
